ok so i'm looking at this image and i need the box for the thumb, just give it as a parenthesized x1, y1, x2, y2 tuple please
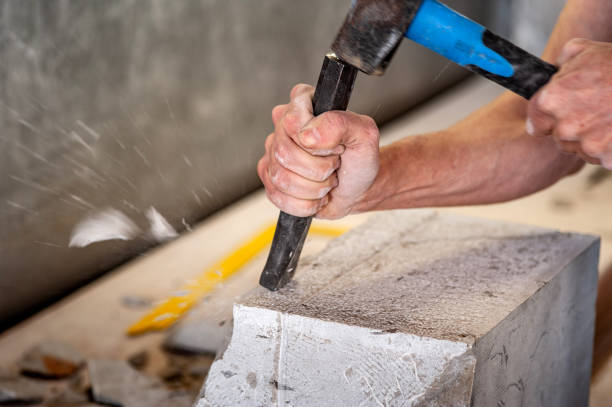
(295, 110, 379, 156)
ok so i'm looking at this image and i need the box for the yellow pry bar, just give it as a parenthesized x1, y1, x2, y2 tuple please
(127, 222, 347, 335)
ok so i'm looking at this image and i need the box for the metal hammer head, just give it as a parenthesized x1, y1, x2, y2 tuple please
(332, 0, 423, 75)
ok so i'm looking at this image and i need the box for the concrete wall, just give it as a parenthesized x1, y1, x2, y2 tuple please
(490, 0, 566, 55)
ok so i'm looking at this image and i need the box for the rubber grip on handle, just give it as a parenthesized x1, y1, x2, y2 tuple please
(259, 54, 358, 291)
(468, 30, 557, 99)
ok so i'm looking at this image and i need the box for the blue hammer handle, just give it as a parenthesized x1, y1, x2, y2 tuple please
(406, 0, 557, 99)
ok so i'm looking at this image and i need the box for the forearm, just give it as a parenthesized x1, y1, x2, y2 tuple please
(355, 0, 612, 213)
(354, 93, 583, 212)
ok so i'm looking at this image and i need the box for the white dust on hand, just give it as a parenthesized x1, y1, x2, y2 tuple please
(146, 206, 178, 242)
(69, 208, 140, 247)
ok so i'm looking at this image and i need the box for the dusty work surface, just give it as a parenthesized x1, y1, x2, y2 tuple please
(1, 77, 612, 405)
(242, 210, 596, 343)
(200, 211, 598, 407)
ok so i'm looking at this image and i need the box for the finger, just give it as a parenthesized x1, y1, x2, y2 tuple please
(272, 134, 340, 181)
(264, 133, 274, 153)
(257, 153, 270, 185)
(580, 130, 612, 158)
(296, 110, 379, 155)
(258, 151, 328, 217)
(267, 159, 338, 200)
(266, 189, 327, 217)
(526, 89, 556, 137)
(272, 105, 288, 126)
(315, 196, 344, 220)
(290, 84, 315, 112)
(280, 85, 315, 139)
(557, 38, 590, 65)
(554, 121, 581, 141)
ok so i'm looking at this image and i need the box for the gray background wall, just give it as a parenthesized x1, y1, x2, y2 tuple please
(1, 0, 566, 328)
(491, 0, 566, 54)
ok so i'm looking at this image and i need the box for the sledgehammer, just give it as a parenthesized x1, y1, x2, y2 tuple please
(259, 0, 557, 291)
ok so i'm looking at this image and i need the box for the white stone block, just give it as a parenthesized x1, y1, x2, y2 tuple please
(196, 210, 599, 407)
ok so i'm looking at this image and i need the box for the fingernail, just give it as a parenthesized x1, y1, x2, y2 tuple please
(318, 186, 332, 198)
(525, 117, 535, 136)
(334, 144, 346, 155)
(299, 128, 318, 147)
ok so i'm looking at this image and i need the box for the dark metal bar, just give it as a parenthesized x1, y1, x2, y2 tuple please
(259, 54, 358, 291)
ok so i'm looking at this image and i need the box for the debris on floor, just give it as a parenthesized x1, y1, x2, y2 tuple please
(127, 350, 149, 371)
(45, 385, 90, 406)
(19, 340, 85, 378)
(164, 318, 231, 355)
(89, 359, 187, 407)
(0, 376, 45, 404)
(0, 337, 215, 406)
(121, 296, 154, 310)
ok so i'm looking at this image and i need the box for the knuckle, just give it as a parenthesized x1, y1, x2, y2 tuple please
(316, 186, 332, 199)
(257, 158, 266, 179)
(282, 111, 302, 136)
(317, 176, 337, 198)
(324, 111, 347, 130)
(290, 84, 302, 98)
(290, 83, 311, 99)
(309, 158, 337, 182)
(302, 200, 320, 216)
(268, 162, 288, 190)
(315, 112, 347, 146)
(264, 133, 274, 151)
(266, 189, 284, 209)
(312, 166, 331, 182)
(566, 37, 589, 50)
(360, 115, 380, 142)
(325, 159, 338, 179)
(281, 197, 317, 217)
(272, 105, 285, 122)
(273, 142, 292, 168)
(562, 39, 580, 55)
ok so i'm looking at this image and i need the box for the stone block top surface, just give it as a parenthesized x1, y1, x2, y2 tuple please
(242, 210, 598, 343)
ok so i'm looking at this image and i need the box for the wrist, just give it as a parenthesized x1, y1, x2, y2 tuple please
(350, 143, 400, 214)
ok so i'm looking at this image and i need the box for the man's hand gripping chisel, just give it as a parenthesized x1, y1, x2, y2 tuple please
(259, 0, 558, 291)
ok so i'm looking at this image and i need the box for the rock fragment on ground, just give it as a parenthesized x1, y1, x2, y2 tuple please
(121, 295, 153, 309)
(89, 359, 192, 407)
(187, 361, 211, 379)
(19, 340, 85, 378)
(45, 385, 90, 406)
(127, 350, 149, 370)
(164, 318, 230, 354)
(0, 376, 45, 404)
